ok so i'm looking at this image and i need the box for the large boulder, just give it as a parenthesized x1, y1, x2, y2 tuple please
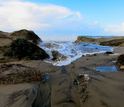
(4, 39, 49, 60)
(10, 29, 42, 45)
(75, 36, 96, 43)
(117, 54, 124, 65)
(117, 54, 124, 70)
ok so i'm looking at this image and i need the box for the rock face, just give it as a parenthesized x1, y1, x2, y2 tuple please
(4, 39, 49, 60)
(10, 29, 42, 45)
(100, 38, 124, 46)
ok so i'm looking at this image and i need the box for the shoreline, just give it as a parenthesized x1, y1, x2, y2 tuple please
(0, 46, 124, 107)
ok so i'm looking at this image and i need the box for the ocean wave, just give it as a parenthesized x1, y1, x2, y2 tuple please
(40, 41, 113, 66)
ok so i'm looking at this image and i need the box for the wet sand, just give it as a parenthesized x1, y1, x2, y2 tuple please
(0, 47, 124, 107)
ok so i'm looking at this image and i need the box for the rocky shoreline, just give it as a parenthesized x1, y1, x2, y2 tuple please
(0, 30, 124, 107)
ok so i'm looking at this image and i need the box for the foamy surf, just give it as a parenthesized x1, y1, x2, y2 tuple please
(40, 41, 113, 66)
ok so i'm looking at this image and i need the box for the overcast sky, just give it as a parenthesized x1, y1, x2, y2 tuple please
(0, 0, 124, 41)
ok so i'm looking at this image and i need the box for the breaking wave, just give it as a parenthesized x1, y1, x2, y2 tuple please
(40, 41, 113, 66)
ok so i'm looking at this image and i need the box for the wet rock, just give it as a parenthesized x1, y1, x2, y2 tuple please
(117, 54, 124, 70)
(4, 39, 49, 60)
(52, 50, 67, 61)
(43, 43, 60, 48)
(119, 66, 124, 70)
(105, 51, 113, 54)
(78, 74, 90, 82)
(73, 74, 90, 86)
(41, 73, 50, 83)
(74, 73, 90, 103)
(117, 54, 124, 65)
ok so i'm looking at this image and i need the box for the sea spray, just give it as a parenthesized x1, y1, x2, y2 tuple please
(40, 41, 113, 66)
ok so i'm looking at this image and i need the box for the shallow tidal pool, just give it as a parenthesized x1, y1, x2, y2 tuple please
(96, 65, 118, 72)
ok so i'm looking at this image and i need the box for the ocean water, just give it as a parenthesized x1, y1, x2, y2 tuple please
(40, 41, 113, 66)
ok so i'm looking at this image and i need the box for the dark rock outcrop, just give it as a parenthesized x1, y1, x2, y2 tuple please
(52, 50, 67, 61)
(117, 54, 124, 65)
(105, 51, 113, 54)
(117, 54, 124, 70)
(10, 29, 42, 45)
(4, 39, 49, 60)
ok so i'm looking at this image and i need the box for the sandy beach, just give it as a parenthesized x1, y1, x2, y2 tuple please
(0, 47, 124, 107)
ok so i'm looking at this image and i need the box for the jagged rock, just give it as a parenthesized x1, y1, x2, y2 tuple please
(10, 29, 42, 44)
(105, 51, 113, 54)
(52, 50, 67, 61)
(44, 42, 60, 48)
(4, 39, 49, 60)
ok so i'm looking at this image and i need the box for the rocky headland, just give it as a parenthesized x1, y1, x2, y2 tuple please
(76, 36, 124, 46)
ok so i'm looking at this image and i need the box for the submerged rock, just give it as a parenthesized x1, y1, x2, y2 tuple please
(52, 50, 67, 61)
(105, 51, 114, 54)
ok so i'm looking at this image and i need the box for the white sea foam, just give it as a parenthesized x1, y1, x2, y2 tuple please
(40, 41, 113, 66)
